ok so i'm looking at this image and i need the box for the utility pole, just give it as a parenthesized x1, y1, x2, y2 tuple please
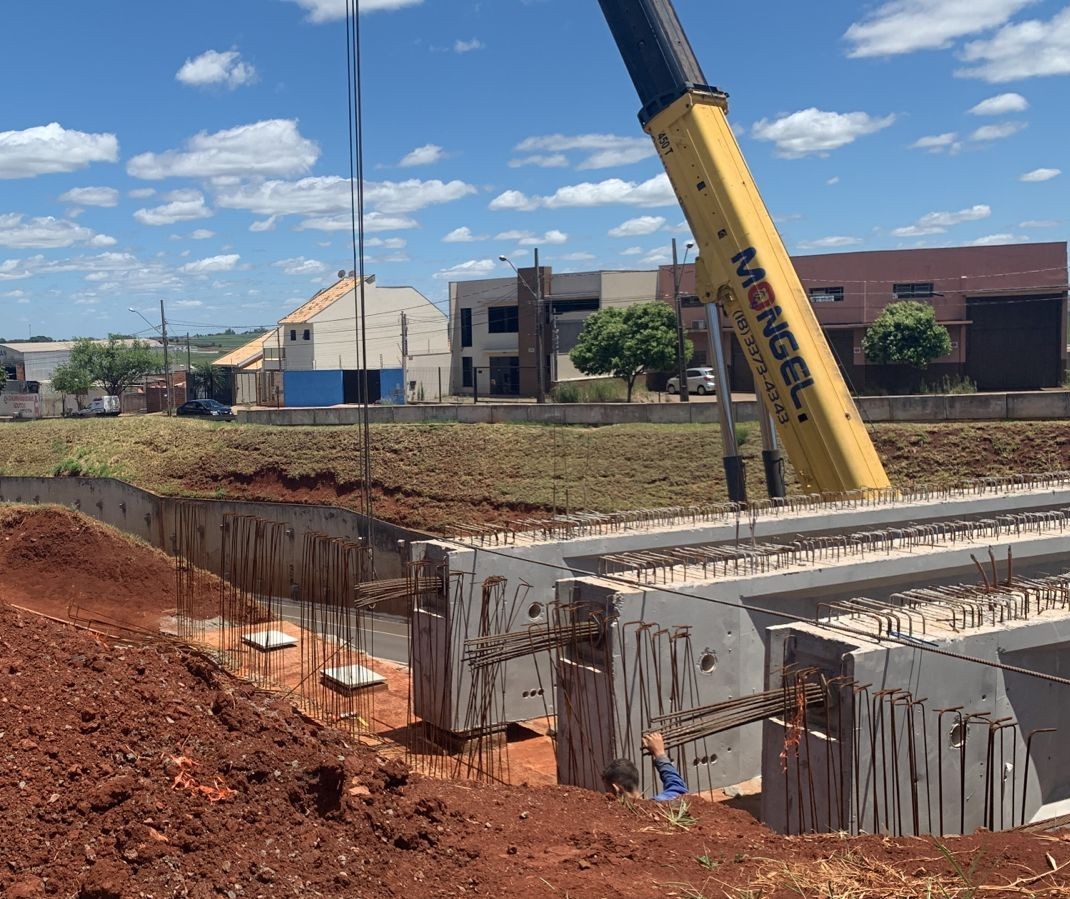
(186, 333, 192, 397)
(672, 238, 690, 402)
(160, 299, 172, 416)
(534, 247, 546, 404)
(400, 311, 409, 403)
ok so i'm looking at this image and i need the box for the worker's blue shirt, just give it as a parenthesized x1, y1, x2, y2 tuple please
(651, 755, 688, 801)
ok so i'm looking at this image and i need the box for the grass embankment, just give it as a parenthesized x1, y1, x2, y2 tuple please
(1, 417, 1067, 531)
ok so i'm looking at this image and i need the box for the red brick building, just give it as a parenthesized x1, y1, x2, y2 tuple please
(659, 242, 1068, 393)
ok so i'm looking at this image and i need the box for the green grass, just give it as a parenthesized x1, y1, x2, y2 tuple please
(1, 417, 1067, 531)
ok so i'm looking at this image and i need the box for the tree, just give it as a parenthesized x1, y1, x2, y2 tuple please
(51, 362, 93, 410)
(69, 336, 159, 397)
(861, 301, 952, 369)
(189, 360, 225, 399)
(570, 302, 689, 402)
(0, 364, 6, 392)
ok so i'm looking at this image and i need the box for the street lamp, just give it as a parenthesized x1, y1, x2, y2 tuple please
(499, 252, 547, 403)
(672, 239, 695, 402)
(129, 302, 172, 416)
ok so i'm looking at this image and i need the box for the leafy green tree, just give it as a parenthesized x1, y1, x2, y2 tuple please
(69, 336, 159, 397)
(861, 301, 952, 369)
(51, 362, 94, 409)
(570, 302, 689, 402)
(0, 363, 7, 392)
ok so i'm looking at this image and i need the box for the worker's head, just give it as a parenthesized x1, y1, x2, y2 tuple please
(602, 757, 641, 799)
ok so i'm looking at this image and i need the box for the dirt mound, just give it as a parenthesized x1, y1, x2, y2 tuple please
(0, 506, 185, 629)
(3, 603, 1069, 898)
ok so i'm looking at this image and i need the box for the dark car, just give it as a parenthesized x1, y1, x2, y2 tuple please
(176, 399, 235, 420)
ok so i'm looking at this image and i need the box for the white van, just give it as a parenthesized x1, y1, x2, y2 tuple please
(80, 396, 121, 417)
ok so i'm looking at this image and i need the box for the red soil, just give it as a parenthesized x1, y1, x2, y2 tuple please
(3, 602, 1069, 899)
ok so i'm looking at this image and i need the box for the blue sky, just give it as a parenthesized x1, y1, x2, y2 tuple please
(1, 0, 1067, 339)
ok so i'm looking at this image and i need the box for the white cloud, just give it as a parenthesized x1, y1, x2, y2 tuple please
(0, 123, 118, 179)
(127, 120, 319, 180)
(249, 216, 277, 232)
(968, 232, 1029, 245)
(216, 175, 475, 216)
(608, 215, 666, 237)
(957, 7, 1070, 81)
(284, 0, 422, 22)
(274, 256, 327, 276)
(366, 237, 406, 249)
(490, 173, 676, 212)
(968, 92, 1029, 114)
(59, 186, 119, 208)
(433, 259, 499, 280)
(892, 203, 991, 236)
(134, 190, 213, 226)
(190, 229, 216, 239)
(443, 226, 486, 243)
(1019, 218, 1061, 227)
(559, 252, 596, 262)
(399, 144, 444, 167)
(0, 214, 105, 249)
(454, 38, 483, 53)
(176, 49, 258, 90)
(827, 176, 841, 186)
(911, 132, 961, 152)
(88, 234, 117, 248)
(512, 133, 655, 169)
(295, 211, 419, 232)
(752, 109, 896, 158)
(638, 250, 671, 266)
(489, 190, 540, 212)
(621, 246, 644, 256)
(969, 120, 1026, 140)
(508, 154, 569, 169)
(518, 230, 567, 246)
(844, 0, 1033, 58)
(128, 187, 155, 199)
(797, 235, 864, 250)
(173, 300, 205, 308)
(1020, 167, 1061, 181)
(181, 254, 240, 274)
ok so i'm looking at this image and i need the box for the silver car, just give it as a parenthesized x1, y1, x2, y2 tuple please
(666, 367, 717, 395)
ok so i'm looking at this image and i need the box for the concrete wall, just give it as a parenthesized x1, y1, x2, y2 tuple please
(762, 610, 1070, 835)
(0, 476, 429, 596)
(238, 390, 1070, 426)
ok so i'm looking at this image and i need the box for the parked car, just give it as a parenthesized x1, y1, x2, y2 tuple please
(176, 399, 235, 420)
(665, 367, 717, 395)
(74, 396, 121, 417)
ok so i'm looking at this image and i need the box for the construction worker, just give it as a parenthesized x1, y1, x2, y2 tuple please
(602, 731, 688, 801)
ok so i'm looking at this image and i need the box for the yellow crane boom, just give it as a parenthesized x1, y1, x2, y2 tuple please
(598, 0, 891, 495)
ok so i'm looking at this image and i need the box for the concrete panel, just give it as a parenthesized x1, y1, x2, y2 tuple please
(1007, 391, 1070, 420)
(947, 393, 1008, 420)
(857, 396, 893, 422)
(888, 395, 947, 422)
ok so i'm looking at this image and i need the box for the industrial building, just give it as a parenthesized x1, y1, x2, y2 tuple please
(660, 241, 1069, 393)
(213, 274, 450, 407)
(449, 267, 658, 398)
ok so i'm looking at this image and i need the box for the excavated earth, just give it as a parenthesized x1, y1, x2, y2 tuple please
(3, 508, 1070, 897)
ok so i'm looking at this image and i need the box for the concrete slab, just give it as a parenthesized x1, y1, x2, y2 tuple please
(322, 663, 387, 692)
(242, 629, 298, 651)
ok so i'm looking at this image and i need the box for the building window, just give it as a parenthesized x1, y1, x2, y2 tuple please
(488, 305, 519, 333)
(289, 329, 297, 341)
(680, 295, 702, 307)
(690, 319, 707, 330)
(302, 329, 311, 341)
(549, 297, 599, 315)
(460, 308, 473, 348)
(691, 350, 708, 365)
(461, 356, 473, 388)
(893, 282, 935, 299)
(808, 286, 844, 303)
